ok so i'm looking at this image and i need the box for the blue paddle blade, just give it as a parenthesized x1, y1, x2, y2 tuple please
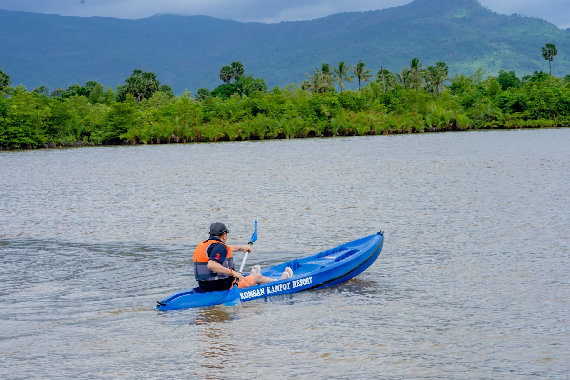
(249, 220, 258, 244)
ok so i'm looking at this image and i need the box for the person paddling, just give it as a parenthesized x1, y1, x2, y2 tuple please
(193, 222, 292, 292)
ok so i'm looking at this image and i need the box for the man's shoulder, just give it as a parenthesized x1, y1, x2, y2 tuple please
(208, 242, 227, 262)
(208, 241, 227, 255)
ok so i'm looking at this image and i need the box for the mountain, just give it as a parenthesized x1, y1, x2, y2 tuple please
(1, 0, 569, 94)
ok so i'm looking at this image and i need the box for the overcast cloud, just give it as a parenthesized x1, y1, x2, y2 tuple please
(0, 0, 568, 29)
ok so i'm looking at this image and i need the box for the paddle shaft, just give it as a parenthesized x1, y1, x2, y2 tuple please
(238, 242, 253, 272)
(239, 220, 257, 273)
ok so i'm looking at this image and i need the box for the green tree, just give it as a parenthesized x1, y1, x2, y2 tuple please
(522, 76, 566, 119)
(159, 85, 175, 98)
(50, 88, 66, 98)
(211, 82, 239, 98)
(303, 67, 334, 93)
(496, 70, 521, 90)
(117, 69, 161, 103)
(87, 83, 106, 104)
(377, 67, 398, 93)
(522, 71, 550, 84)
(0, 68, 10, 91)
(32, 85, 50, 96)
(65, 83, 90, 98)
(231, 61, 245, 81)
(236, 76, 268, 97)
(321, 64, 334, 91)
(195, 88, 211, 101)
(424, 61, 449, 96)
(219, 65, 233, 84)
(354, 60, 372, 90)
(46, 95, 83, 143)
(449, 73, 487, 110)
(0, 88, 50, 148)
(84, 80, 98, 95)
(103, 87, 117, 104)
(399, 66, 411, 89)
(211, 75, 268, 99)
(409, 58, 424, 91)
(67, 81, 114, 104)
(333, 61, 353, 92)
(482, 77, 502, 98)
(541, 43, 557, 75)
(93, 95, 138, 144)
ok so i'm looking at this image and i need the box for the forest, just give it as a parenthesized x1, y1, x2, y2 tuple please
(1, 53, 569, 149)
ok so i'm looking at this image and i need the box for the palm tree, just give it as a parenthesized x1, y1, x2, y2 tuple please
(377, 67, 397, 93)
(195, 88, 210, 101)
(399, 66, 411, 89)
(542, 43, 557, 75)
(304, 67, 334, 93)
(354, 60, 372, 90)
(141, 71, 160, 96)
(333, 61, 353, 92)
(304, 69, 321, 93)
(231, 61, 245, 81)
(320, 63, 336, 91)
(120, 69, 160, 103)
(219, 65, 233, 84)
(424, 61, 449, 96)
(409, 57, 424, 90)
(320, 63, 335, 91)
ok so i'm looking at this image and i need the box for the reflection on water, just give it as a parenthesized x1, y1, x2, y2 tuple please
(196, 310, 235, 374)
(193, 306, 238, 325)
(1, 129, 569, 379)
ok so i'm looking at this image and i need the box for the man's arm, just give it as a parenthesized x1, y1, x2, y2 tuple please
(228, 244, 253, 253)
(207, 260, 243, 280)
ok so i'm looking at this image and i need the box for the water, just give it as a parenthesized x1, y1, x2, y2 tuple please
(1, 129, 569, 379)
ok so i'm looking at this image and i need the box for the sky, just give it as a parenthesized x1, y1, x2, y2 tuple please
(0, 0, 568, 29)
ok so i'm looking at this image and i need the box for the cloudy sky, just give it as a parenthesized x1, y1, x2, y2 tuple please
(0, 0, 568, 29)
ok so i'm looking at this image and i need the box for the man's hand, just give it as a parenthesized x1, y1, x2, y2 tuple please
(235, 244, 253, 253)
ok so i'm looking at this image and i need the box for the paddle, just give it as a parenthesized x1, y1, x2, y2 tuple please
(239, 220, 257, 272)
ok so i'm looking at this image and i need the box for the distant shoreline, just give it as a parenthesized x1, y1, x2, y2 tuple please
(1, 125, 567, 152)
(2, 66, 568, 150)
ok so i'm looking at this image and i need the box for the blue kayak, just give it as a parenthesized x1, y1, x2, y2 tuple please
(156, 231, 384, 310)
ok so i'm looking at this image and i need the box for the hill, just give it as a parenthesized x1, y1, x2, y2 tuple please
(1, 0, 569, 94)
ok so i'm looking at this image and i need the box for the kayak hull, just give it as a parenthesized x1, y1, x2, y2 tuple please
(157, 231, 384, 310)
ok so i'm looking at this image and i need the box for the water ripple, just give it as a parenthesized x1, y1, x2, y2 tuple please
(1, 129, 569, 379)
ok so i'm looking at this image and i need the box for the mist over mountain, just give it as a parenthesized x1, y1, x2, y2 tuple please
(1, 0, 569, 94)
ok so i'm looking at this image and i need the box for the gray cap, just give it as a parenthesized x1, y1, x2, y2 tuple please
(209, 222, 229, 236)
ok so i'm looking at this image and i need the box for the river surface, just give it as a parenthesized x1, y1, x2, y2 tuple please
(1, 129, 569, 379)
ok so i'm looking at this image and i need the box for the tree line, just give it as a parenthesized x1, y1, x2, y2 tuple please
(0, 43, 568, 149)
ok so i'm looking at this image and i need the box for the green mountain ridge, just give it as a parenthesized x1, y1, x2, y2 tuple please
(0, 0, 569, 94)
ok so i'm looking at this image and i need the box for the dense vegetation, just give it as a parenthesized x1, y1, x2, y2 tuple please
(1, 58, 569, 149)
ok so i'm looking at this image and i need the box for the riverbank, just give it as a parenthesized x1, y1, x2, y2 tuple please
(1, 71, 568, 150)
(1, 124, 567, 152)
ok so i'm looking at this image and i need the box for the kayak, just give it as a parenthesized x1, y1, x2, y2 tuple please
(156, 231, 384, 310)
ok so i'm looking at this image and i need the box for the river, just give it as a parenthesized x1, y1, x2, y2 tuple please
(1, 129, 568, 379)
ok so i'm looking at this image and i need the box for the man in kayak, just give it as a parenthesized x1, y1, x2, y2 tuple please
(194, 222, 293, 292)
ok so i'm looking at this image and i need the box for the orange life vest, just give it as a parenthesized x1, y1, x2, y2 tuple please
(193, 238, 234, 281)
